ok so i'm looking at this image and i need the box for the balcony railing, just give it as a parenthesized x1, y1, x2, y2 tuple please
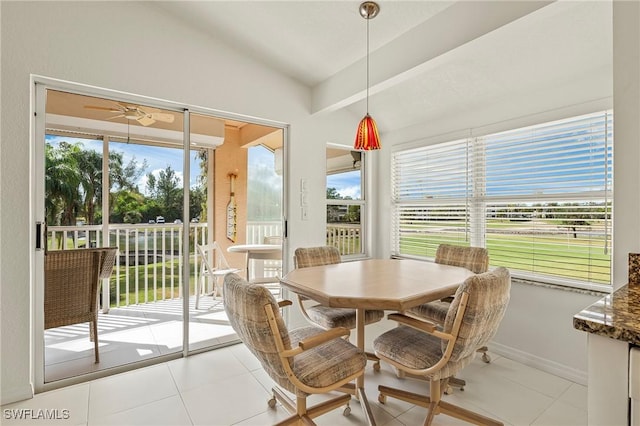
(47, 222, 283, 309)
(48, 223, 208, 309)
(327, 223, 361, 256)
(47, 221, 359, 309)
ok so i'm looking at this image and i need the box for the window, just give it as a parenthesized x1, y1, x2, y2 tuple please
(326, 146, 366, 257)
(392, 111, 613, 289)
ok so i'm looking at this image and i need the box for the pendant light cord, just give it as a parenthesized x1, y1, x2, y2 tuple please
(366, 15, 370, 115)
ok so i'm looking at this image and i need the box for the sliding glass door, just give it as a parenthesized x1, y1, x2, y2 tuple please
(34, 82, 285, 391)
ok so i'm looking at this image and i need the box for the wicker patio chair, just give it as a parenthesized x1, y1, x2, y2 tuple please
(44, 247, 118, 363)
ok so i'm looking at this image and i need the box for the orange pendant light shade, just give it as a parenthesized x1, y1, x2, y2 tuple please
(354, 114, 381, 151)
(354, 2, 381, 151)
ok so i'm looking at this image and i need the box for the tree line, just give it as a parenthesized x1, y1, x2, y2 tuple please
(45, 141, 205, 226)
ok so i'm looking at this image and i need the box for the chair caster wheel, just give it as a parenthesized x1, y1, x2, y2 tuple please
(343, 405, 351, 416)
(444, 385, 453, 395)
(373, 361, 381, 372)
(482, 353, 491, 363)
(268, 397, 276, 408)
(378, 394, 387, 404)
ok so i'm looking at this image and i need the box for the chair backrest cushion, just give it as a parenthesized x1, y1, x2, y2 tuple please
(294, 246, 341, 268)
(435, 244, 489, 274)
(442, 267, 511, 361)
(223, 273, 293, 388)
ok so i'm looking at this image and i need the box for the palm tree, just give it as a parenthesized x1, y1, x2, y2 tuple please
(45, 142, 82, 248)
(77, 148, 103, 225)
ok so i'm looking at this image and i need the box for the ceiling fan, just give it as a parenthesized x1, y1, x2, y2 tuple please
(84, 102, 175, 126)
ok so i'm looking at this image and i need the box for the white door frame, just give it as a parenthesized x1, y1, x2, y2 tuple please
(31, 75, 289, 393)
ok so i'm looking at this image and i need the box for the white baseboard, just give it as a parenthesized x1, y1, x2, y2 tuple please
(489, 341, 588, 386)
(1, 383, 34, 406)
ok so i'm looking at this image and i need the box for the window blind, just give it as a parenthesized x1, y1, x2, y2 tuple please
(392, 139, 472, 259)
(391, 111, 613, 287)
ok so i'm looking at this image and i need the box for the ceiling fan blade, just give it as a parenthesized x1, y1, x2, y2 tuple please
(106, 114, 126, 121)
(84, 105, 121, 112)
(149, 112, 175, 123)
(136, 115, 156, 126)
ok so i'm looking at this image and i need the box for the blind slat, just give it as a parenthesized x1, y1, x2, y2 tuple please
(392, 111, 612, 287)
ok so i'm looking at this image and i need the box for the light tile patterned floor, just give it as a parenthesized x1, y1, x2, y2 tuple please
(6, 317, 587, 426)
(43, 297, 237, 383)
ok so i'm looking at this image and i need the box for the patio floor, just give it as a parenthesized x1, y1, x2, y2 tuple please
(44, 295, 239, 383)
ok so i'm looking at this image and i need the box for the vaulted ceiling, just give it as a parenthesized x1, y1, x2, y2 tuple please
(153, 1, 613, 135)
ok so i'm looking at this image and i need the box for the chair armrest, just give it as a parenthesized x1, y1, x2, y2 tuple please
(297, 327, 350, 351)
(387, 313, 437, 333)
(388, 313, 456, 343)
(278, 300, 293, 308)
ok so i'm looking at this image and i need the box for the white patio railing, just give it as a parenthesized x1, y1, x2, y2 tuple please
(48, 223, 209, 308)
(47, 221, 359, 309)
(327, 223, 361, 256)
(48, 222, 282, 309)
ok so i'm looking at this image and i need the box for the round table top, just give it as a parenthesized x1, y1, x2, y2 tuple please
(227, 244, 281, 253)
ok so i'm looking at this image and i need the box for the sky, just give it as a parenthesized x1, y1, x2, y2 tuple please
(327, 170, 361, 199)
(45, 135, 279, 195)
(47, 134, 360, 199)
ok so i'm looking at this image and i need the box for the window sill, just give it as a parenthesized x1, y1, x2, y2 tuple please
(512, 276, 611, 297)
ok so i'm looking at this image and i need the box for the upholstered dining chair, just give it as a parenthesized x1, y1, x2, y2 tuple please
(44, 247, 118, 363)
(374, 267, 511, 426)
(293, 246, 385, 370)
(223, 273, 366, 425)
(406, 244, 490, 392)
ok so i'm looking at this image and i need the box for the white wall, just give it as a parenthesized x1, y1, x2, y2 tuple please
(0, 1, 353, 404)
(373, 1, 640, 383)
(612, 0, 640, 290)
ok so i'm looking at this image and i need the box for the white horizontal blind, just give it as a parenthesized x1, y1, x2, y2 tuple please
(391, 111, 613, 287)
(392, 139, 472, 259)
(483, 112, 612, 285)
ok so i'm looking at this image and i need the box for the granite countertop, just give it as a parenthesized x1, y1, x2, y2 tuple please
(574, 283, 640, 345)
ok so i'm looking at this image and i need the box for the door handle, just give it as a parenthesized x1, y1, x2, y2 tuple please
(36, 221, 45, 251)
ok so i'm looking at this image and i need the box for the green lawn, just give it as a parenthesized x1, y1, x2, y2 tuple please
(399, 221, 611, 284)
(106, 257, 199, 307)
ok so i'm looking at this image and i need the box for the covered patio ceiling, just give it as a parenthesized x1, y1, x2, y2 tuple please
(45, 90, 283, 151)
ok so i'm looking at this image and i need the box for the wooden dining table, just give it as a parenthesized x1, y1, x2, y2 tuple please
(279, 258, 476, 426)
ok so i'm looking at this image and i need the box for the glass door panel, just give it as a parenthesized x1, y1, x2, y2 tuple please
(39, 87, 286, 385)
(43, 90, 186, 382)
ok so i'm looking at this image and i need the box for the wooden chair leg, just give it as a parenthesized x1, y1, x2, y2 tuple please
(438, 400, 504, 426)
(447, 376, 466, 392)
(379, 376, 504, 426)
(270, 386, 351, 425)
(365, 351, 381, 371)
(378, 384, 431, 407)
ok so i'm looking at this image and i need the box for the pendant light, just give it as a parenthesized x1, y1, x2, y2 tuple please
(354, 1, 381, 151)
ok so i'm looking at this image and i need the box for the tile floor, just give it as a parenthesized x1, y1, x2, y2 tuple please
(44, 297, 238, 382)
(5, 318, 587, 426)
